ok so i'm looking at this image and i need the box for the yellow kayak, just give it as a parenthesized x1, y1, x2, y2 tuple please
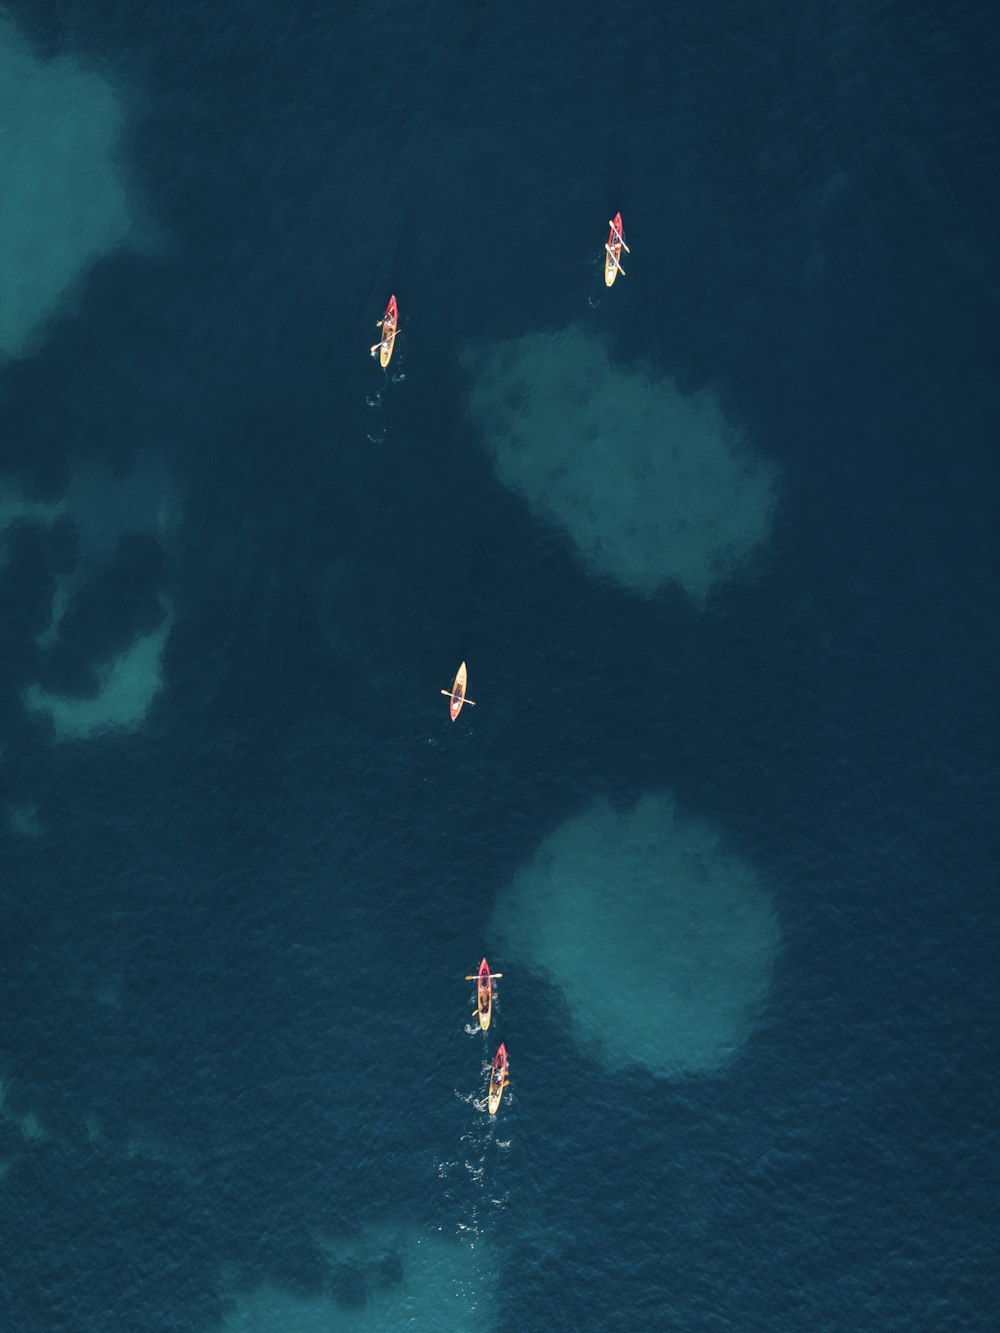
(372, 294, 398, 367)
(487, 1043, 509, 1115)
(604, 213, 628, 287)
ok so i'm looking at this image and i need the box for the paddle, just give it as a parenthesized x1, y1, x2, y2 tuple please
(607, 220, 631, 253)
(605, 243, 626, 277)
(464, 972, 503, 981)
(441, 690, 477, 707)
(369, 326, 399, 355)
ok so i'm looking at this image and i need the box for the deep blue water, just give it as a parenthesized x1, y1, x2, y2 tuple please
(1, 0, 997, 1328)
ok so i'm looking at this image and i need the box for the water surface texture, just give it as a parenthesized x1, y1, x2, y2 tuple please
(1, 1, 997, 1329)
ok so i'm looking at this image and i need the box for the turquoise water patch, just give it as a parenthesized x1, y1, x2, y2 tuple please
(25, 597, 175, 740)
(223, 1228, 491, 1332)
(464, 328, 778, 602)
(492, 792, 780, 1077)
(0, 14, 138, 358)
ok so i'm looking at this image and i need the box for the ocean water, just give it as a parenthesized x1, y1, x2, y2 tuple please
(1, 1, 997, 1329)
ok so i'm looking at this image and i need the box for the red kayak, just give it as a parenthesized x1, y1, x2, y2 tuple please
(604, 213, 629, 287)
(372, 294, 398, 368)
(476, 957, 496, 1031)
(487, 1042, 509, 1115)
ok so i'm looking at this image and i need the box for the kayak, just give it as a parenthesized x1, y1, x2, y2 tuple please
(476, 957, 493, 1032)
(487, 1042, 509, 1115)
(377, 294, 398, 368)
(447, 661, 468, 721)
(604, 213, 626, 287)
(465, 958, 502, 1029)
